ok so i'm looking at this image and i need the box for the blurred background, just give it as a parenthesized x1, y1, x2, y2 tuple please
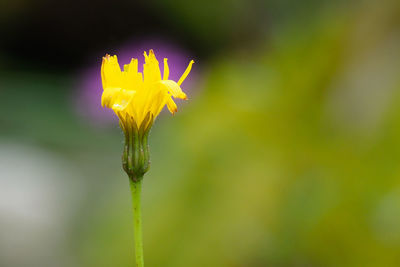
(1, 0, 400, 266)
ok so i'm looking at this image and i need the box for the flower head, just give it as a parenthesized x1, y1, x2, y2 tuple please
(101, 50, 194, 180)
(101, 49, 194, 130)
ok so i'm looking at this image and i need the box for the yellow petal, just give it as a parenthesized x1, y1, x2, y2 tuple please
(143, 50, 161, 84)
(150, 90, 168, 118)
(102, 54, 123, 89)
(166, 97, 178, 114)
(123, 58, 140, 91)
(159, 80, 187, 99)
(101, 88, 135, 111)
(177, 60, 194, 86)
(101, 87, 120, 108)
(129, 58, 138, 74)
(163, 58, 169, 80)
(101, 57, 106, 89)
(112, 89, 136, 111)
(149, 49, 157, 60)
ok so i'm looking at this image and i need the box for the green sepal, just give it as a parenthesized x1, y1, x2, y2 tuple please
(121, 112, 153, 182)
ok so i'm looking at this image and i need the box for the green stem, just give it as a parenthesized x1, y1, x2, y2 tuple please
(129, 178, 144, 267)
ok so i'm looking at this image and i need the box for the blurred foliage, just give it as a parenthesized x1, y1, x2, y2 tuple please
(1, 0, 400, 266)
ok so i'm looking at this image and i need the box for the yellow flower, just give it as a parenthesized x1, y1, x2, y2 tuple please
(101, 50, 194, 129)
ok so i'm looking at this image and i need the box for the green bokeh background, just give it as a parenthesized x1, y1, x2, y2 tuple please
(1, 0, 400, 266)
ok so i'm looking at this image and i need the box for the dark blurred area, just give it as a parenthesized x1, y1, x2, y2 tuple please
(1, 0, 400, 266)
(0, 0, 190, 70)
(0, 0, 267, 71)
